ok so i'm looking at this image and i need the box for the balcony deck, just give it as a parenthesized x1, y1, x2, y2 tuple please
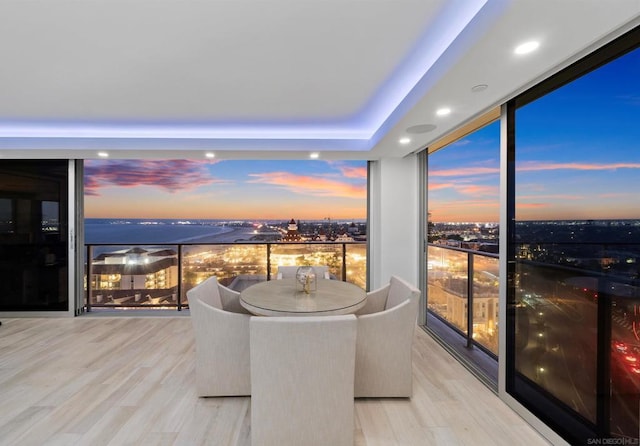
(0, 316, 550, 445)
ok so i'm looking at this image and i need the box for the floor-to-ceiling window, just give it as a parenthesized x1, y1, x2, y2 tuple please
(425, 116, 501, 386)
(507, 27, 640, 444)
(0, 160, 69, 311)
(82, 159, 368, 309)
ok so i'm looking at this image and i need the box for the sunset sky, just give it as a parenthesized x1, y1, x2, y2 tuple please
(428, 121, 500, 223)
(428, 45, 639, 223)
(84, 159, 367, 220)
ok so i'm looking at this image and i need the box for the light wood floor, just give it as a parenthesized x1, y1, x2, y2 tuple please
(0, 317, 550, 446)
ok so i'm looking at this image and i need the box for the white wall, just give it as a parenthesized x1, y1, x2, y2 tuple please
(368, 155, 420, 290)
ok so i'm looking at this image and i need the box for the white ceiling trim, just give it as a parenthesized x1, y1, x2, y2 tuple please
(0, 0, 487, 150)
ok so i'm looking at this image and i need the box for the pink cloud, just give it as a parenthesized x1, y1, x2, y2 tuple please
(456, 184, 497, 196)
(428, 182, 455, 191)
(517, 203, 549, 209)
(517, 161, 640, 172)
(432, 199, 498, 209)
(84, 160, 220, 196)
(338, 165, 367, 179)
(518, 194, 583, 200)
(429, 182, 497, 197)
(248, 171, 365, 199)
(597, 192, 634, 198)
(430, 166, 499, 177)
(430, 161, 640, 179)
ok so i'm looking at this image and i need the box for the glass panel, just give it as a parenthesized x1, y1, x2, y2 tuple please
(85, 241, 366, 309)
(514, 253, 598, 422)
(427, 120, 500, 355)
(270, 243, 344, 282)
(0, 160, 69, 311)
(0, 198, 14, 234)
(83, 159, 369, 298)
(513, 44, 640, 440)
(472, 253, 499, 354)
(181, 243, 269, 298)
(611, 292, 640, 439)
(42, 201, 59, 234)
(427, 245, 469, 334)
(345, 243, 367, 289)
(89, 245, 179, 307)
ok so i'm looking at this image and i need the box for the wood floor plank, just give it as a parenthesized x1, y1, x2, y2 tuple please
(0, 317, 550, 446)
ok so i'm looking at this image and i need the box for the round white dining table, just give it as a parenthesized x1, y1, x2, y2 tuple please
(239, 278, 366, 316)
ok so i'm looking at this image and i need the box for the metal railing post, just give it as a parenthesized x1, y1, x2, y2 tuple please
(467, 251, 474, 348)
(177, 244, 183, 310)
(266, 243, 271, 280)
(342, 243, 347, 281)
(86, 244, 92, 312)
(595, 277, 612, 437)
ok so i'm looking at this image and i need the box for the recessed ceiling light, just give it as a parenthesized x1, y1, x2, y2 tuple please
(98, 151, 109, 158)
(205, 152, 215, 158)
(436, 108, 451, 116)
(514, 41, 539, 55)
(309, 152, 320, 159)
(399, 137, 411, 145)
(471, 84, 488, 93)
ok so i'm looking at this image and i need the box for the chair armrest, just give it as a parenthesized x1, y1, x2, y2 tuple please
(190, 297, 251, 396)
(354, 297, 419, 397)
(219, 284, 251, 314)
(357, 298, 415, 340)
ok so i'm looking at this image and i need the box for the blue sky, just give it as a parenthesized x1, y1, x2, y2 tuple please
(428, 45, 639, 222)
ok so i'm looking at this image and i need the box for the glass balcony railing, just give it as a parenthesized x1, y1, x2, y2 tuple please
(84, 241, 366, 310)
(427, 244, 499, 356)
(513, 242, 640, 440)
(428, 240, 640, 439)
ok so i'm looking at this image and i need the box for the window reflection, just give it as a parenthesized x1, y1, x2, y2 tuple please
(512, 43, 640, 441)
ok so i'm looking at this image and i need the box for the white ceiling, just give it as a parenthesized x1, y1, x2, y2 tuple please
(0, 0, 639, 160)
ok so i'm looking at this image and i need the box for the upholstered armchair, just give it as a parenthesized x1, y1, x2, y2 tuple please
(354, 275, 421, 398)
(186, 276, 251, 397)
(275, 265, 331, 280)
(250, 315, 357, 446)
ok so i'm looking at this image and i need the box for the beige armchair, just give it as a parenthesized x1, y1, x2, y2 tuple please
(186, 276, 251, 397)
(250, 315, 357, 446)
(354, 275, 421, 398)
(276, 265, 331, 280)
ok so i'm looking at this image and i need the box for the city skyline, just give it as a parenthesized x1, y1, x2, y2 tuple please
(85, 159, 367, 220)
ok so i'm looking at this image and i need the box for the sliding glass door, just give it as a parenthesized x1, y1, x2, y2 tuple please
(507, 27, 640, 444)
(0, 160, 70, 311)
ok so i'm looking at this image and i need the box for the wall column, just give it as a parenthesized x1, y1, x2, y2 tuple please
(368, 155, 420, 290)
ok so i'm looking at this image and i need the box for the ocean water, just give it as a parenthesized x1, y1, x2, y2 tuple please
(84, 219, 240, 244)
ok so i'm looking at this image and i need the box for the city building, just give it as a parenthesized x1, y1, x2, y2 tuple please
(281, 218, 302, 242)
(1, 3, 639, 444)
(90, 247, 179, 305)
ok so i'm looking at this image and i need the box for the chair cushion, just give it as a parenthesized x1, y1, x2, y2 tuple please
(385, 276, 410, 310)
(199, 281, 223, 309)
